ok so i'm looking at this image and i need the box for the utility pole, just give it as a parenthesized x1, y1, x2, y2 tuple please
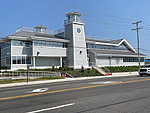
(132, 21, 143, 70)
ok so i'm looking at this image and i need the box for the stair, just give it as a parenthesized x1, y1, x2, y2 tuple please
(90, 62, 111, 75)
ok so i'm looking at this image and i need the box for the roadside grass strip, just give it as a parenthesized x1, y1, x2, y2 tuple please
(1, 78, 150, 101)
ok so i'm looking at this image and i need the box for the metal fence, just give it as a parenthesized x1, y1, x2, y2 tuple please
(0, 71, 61, 79)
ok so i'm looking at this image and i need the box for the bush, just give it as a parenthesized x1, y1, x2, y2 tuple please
(81, 66, 84, 72)
(105, 66, 139, 72)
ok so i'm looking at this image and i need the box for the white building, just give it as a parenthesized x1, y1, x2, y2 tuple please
(0, 11, 146, 70)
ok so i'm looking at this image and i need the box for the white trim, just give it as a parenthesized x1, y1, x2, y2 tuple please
(95, 42, 117, 46)
(31, 36, 69, 43)
(96, 54, 146, 57)
(118, 39, 137, 53)
(33, 55, 66, 57)
(73, 24, 75, 66)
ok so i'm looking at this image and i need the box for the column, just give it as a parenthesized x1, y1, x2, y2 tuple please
(60, 57, 62, 67)
(33, 57, 35, 68)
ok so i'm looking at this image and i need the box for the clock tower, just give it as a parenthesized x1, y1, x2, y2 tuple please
(64, 11, 88, 69)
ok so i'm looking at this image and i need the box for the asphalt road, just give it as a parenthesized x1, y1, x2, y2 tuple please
(1, 75, 150, 113)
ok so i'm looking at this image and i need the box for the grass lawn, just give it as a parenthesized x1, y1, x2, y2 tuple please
(0, 77, 63, 84)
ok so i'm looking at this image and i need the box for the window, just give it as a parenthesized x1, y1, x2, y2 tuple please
(22, 56, 26, 64)
(123, 57, 144, 62)
(12, 40, 32, 47)
(6, 57, 11, 65)
(1, 41, 11, 49)
(17, 56, 22, 64)
(12, 56, 31, 64)
(26, 57, 31, 64)
(12, 56, 17, 64)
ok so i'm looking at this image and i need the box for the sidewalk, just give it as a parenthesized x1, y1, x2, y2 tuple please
(0, 71, 138, 88)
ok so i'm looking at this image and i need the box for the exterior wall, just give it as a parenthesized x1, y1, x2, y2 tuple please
(96, 57, 110, 67)
(64, 22, 88, 68)
(73, 23, 88, 68)
(1, 47, 11, 58)
(89, 52, 96, 65)
(33, 46, 67, 57)
(1, 47, 11, 68)
(11, 46, 32, 56)
(35, 57, 60, 68)
(65, 24, 74, 66)
(11, 64, 29, 70)
(96, 56, 145, 67)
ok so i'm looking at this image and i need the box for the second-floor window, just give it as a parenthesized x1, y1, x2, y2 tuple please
(33, 40, 67, 48)
(12, 40, 32, 47)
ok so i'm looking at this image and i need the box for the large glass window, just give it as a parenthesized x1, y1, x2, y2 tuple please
(22, 56, 26, 64)
(86, 43, 130, 51)
(26, 57, 31, 64)
(12, 56, 17, 64)
(123, 57, 144, 62)
(33, 40, 67, 48)
(1, 41, 11, 49)
(12, 40, 32, 47)
(12, 56, 31, 64)
(17, 56, 22, 64)
(6, 57, 11, 65)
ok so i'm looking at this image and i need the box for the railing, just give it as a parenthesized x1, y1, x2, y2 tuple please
(0, 71, 61, 79)
(86, 35, 112, 41)
(64, 17, 83, 24)
(89, 62, 111, 74)
(15, 27, 55, 35)
(54, 28, 64, 35)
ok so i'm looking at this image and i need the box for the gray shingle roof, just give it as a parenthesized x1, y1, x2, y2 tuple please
(10, 31, 69, 40)
(90, 49, 146, 57)
(66, 11, 81, 17)
(10, 31, 35, 37)
(86, 38, 124, 45)
(34, 25, 47, 29)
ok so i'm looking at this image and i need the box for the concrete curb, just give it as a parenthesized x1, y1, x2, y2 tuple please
(0, 72, 138, 88)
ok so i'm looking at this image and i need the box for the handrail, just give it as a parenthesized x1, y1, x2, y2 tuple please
(89, 62, 111, 73)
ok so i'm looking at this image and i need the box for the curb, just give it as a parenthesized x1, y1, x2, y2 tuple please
(0, 72, 138, 88)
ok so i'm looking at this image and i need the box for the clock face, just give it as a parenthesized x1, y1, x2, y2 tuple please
(77, 28, 81, 33)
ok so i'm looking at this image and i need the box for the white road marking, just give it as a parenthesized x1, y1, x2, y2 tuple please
(27, 103, 75, 113)
(89, 81, 122, 84)
(32, 88, 49, 93)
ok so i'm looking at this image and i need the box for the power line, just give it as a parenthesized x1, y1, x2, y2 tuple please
(6, 3, 63, 20)
(7, 0, 132, 30)
(48, 0, 136, 22)
(11, 0, 64, 15)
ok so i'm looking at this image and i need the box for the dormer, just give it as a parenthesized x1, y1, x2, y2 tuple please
(34, 25, 47, 33)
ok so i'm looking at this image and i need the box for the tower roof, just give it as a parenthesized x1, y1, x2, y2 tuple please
(66, 11, 81, 17)
(34, 25, 47, 29)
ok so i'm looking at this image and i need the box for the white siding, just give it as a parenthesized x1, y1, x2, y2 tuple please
(33, 46, 67, 57)
(11, 46, 32, 56)
(35, 57, 60, 67)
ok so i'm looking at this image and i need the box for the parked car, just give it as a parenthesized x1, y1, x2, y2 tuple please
(139, 65, 150, 76)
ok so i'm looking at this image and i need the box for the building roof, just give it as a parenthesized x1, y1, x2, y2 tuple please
(66, 11, 81, 17)
(90, 49, 146, 57)
(86, 38, 136, 53)
(34, 25, 47, 29)
(86, 38, 123, 45)
(0, 31, 69, 43)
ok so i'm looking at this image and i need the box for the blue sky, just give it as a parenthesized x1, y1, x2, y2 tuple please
(0, 0, 150, 58)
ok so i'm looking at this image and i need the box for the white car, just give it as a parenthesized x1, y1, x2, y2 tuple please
(139, 65, 150, 76)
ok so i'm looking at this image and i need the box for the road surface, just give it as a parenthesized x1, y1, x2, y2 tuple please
(1, 75, 150, 113)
